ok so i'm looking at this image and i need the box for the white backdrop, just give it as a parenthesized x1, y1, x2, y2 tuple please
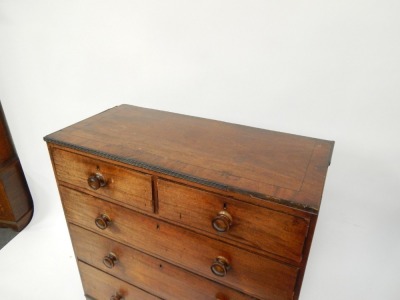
(0, 1, 399, 299)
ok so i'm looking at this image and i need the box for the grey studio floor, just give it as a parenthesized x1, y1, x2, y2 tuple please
(0, 202, 85, 300)
(0, 228, 18, 249)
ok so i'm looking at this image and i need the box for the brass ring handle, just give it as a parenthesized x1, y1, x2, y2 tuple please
(211, 256, 231, 277)
(103, 252, 118, 269)
(88, 173, 107, 190)
(110, 294, 124, 300)
(95, 214, 111, 230)
(212, 211, 233, 232)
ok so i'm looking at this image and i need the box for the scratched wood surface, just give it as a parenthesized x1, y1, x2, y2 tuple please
(44, 105, 334, 212)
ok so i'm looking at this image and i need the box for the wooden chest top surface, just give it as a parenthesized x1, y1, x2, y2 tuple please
(44, 104, 334, 212)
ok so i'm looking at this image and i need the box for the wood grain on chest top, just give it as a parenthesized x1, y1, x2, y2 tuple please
(44, 105, 334, 212)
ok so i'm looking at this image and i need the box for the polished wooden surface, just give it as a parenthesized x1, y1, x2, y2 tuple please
(52, 148, 153, 212)
(60, 186, 298, 300)
(45, 104, 334, 212)
(79, 261, 160, 300)
(45, 105, 334, 299)
(0, 102, 33, 231)
(0, 106, 15, 165)
(71, 224, 256, 300)
(157, 179, 309, 264)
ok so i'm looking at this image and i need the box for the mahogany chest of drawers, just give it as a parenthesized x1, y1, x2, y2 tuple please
(44, 105, 334, 300)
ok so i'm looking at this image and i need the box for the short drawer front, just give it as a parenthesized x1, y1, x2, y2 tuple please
(52, 148, 153, 212)
(70, 224, 256, 300)
(79, 260, 160, 300)
(61, 186, 298, 300)
(158, 180, 309, 263)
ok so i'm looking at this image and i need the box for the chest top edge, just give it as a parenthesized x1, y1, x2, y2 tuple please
(44, 104, 334, 213)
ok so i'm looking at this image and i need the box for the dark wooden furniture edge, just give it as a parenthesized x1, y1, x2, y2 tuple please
(0, 102, 34, 231)
(0, 207, 33, 231)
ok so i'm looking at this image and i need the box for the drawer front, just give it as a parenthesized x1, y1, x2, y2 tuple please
(79, 260, 160, 300)
(70, 224, 256, 300)
(61, 186, 298, 300)
(52, 148, 153, 212)
(158, 179, 309, 263)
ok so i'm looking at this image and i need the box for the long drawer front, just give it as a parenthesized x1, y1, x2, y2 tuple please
(60, 186, 299, 300)
(71, 224, 256, 300)
(79, 261, 160, 300)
